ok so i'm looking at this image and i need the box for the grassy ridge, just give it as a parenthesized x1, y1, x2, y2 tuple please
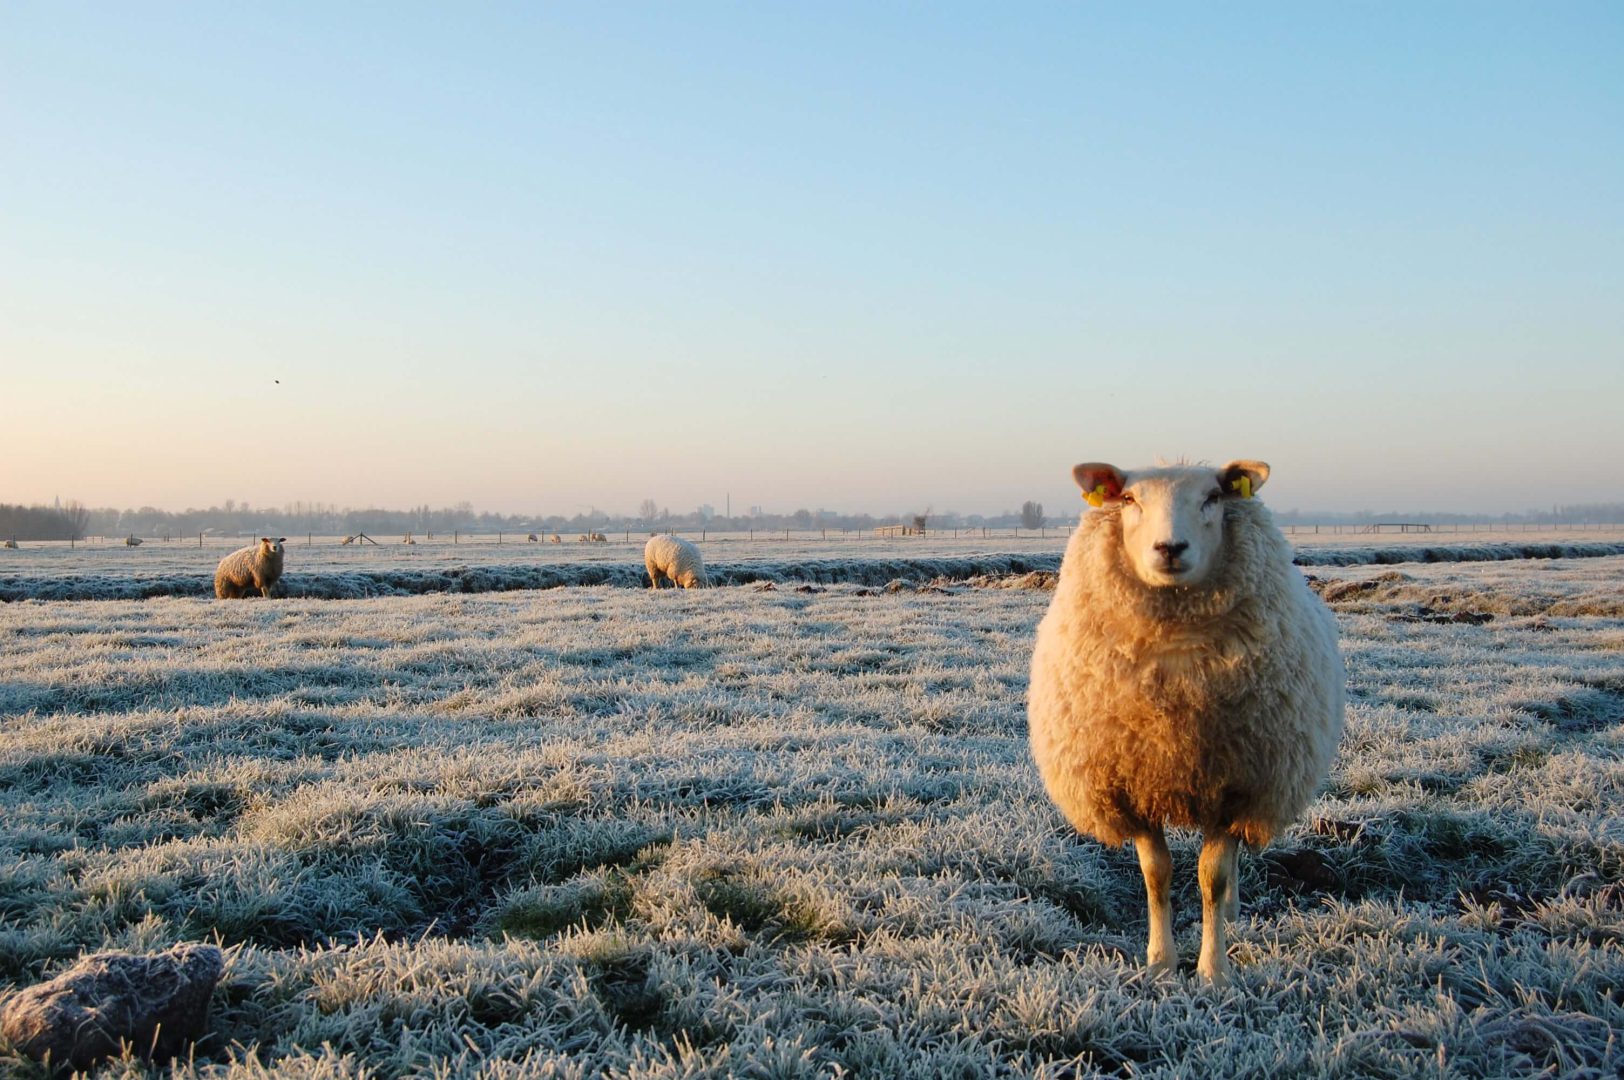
(5, 542, 1624, 602)
(1, 560, 1621, 1076)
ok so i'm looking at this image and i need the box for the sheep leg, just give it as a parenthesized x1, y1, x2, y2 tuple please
(1133, 829, 1176, 973)
(1197, 832, 1239, 985)
(1222, 840, 1239, 924)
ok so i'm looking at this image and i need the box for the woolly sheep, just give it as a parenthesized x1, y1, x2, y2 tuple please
(124, 535, 142, 547)
(214, 537, 287, 599)
(548, 534, 562, 544)
(1027, 460, 1344, 985)
(3, 538, 17, 549)
(644, 534, 709, 589)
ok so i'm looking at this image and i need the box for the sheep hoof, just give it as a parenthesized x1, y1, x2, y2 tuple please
(1145, 953, 1176, 977)
(1196, 960, 1230, 987)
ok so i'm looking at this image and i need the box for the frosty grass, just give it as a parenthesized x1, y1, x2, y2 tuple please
(1, 551, 1621, 1077)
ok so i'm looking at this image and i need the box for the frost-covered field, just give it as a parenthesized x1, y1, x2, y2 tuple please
(2, 556, 1622, 1077)
(6, 530, 1624, 602)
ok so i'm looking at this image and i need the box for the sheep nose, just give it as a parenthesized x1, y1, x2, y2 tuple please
(1154, 540, 1189, 559)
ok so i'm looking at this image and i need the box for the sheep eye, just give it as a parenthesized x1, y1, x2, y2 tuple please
(1204, 490, 1222, 506)
(1120, 493, 1135, 505)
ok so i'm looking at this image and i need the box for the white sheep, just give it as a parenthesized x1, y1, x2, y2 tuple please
(124, 535, 143, 547)
(644, 534, 710, 589)
(214, 537, 287, 599)
(1027, 460, 1343, 984)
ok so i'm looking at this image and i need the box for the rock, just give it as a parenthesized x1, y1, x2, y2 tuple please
(0, 943, 223, 1070)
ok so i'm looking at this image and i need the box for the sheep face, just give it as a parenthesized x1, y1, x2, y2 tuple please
(260, 537, 285, 556)
(1074, 461, 1269, 588)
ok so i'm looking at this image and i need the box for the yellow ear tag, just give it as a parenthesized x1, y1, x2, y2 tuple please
(1084, 484, 1107, 508)
(1230, 476, 1253, 499)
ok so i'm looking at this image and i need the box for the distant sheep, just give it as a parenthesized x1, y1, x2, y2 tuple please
(527, 533, 538, 542)
(1028, 460, 1344, 985)
(402, 534, 416, 545)
(644, 534, 709, 589)
(214, 537, 287, 599)
(3, 538, 17, 549)
(124, 536, 143, 547)
(548, 534, 562, 544)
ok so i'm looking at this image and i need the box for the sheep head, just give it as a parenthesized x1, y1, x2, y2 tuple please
(1073, 460, 1269, 588)
(259, 537, 286, 556)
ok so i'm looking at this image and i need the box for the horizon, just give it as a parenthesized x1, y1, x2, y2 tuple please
(12, 490, 1624, 526)
(6, 4, 1622, 516)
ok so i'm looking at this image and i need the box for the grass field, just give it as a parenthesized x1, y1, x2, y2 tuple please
(5, 531, 1624, 602)
(2, 554, 1622, 1077)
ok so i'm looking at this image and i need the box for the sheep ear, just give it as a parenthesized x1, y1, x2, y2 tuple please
(1073, 463, 1125, 507)
(260, 537, 272, 544)
(276, 537, 286, 543)
(1218, 460, 1269, 498)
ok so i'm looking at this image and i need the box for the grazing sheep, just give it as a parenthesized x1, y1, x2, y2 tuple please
(3, 538, 17, 549)
(124, 535, 143, 547)
(1028, 460, 1344, 985)
(645, 533, 709, 589)
(402, 533, 416, 545)
(527, 533, 538, 542)
(548, 534, 562, 544)
(214, 537, 287, 599)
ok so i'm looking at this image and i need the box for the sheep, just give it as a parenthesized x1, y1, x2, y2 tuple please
(527, 533, 538, 543)
(124, 535, 143, 547)
(644, 533, 710, 589)
(548, 534, 562, 544)
(3, 538, 17, 549)
(1027, 460, 1344, 985)
(214, 537, 287, 599)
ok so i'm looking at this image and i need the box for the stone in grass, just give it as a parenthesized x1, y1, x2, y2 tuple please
(0, 943, 223, 1071)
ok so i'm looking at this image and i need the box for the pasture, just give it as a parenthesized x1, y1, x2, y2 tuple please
(1, 553, 1621, 1077)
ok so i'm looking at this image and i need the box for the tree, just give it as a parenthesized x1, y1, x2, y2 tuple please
(639, 498, 659, 523)
(1021, 501, 1044, 530)
(61, 500, 89, 541)
(911, 505, 931, 533)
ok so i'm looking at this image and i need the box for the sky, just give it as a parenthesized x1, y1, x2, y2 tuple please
(4, 3, 1621, 518)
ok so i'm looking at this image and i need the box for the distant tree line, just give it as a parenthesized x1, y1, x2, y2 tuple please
(7, 497, 1622, 542)
(1272, 503, 1624, 526)
(19, 500, 1001, 539)
(0, 502, 90, 541)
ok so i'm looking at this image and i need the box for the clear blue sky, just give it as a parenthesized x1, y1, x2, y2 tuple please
(4, 3, 1621, 517)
